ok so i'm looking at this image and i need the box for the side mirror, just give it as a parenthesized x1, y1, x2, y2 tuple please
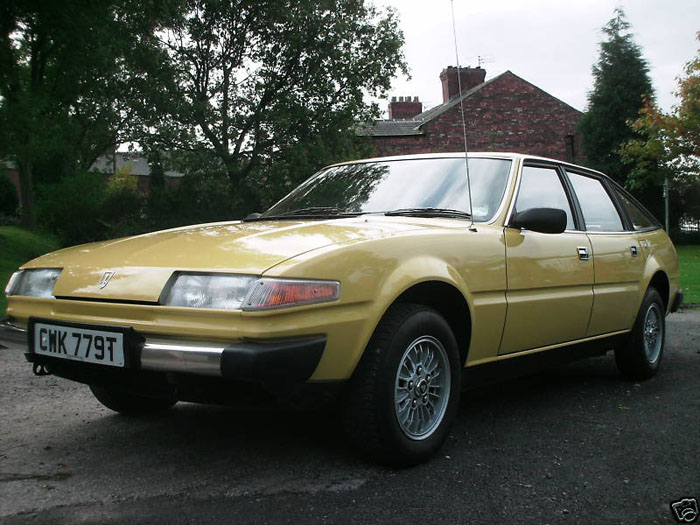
(511, 207, 567, 234)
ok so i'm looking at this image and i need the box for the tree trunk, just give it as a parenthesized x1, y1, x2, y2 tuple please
(223, 160, 259, 215)
(18, 161, 35, 227)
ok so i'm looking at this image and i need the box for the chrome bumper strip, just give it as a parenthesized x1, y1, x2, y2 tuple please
(140, 339, 226, 376)
(1, 318, 226, 376)
(0, 319, 29, 352)
(1, 318, 324, 380)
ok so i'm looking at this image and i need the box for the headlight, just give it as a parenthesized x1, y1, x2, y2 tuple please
(161, 273, 257, 310)
(160, 273, 340, 311)
(6, 269, 62, 298)
(4, 271, 22, 295)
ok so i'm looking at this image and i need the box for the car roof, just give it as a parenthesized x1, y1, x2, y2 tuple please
(328, 152, 609, 180)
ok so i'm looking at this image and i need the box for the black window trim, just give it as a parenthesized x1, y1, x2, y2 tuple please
(605, 178, 662, 232)
(561, 167, 628, 233)
(508, 160, 585, 232)
(513, 158, 662, 234)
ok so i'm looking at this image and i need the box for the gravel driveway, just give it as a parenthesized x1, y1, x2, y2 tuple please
(1, 310, 698, 524)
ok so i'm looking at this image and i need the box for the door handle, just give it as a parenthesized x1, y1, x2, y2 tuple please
(630, 245, 638, 257)
(577, 246, 590, 260)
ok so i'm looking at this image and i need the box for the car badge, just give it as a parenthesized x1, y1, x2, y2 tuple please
(98, 271, 116, 289)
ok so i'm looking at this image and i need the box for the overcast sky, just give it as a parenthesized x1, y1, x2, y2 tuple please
(371, 0, 698, 117)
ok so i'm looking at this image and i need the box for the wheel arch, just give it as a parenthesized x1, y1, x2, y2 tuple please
(647, 270, 670, 312)
(343, 255, 477, 379)
(387, 280, 472, 367)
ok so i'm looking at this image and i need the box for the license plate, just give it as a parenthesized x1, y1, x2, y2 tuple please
(32, 322, 126, 367)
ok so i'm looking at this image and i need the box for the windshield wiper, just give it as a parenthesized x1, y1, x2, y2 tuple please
(244, 206, 362, 221)
(384, 207, 472, 219)
(280, 206, 346, 216)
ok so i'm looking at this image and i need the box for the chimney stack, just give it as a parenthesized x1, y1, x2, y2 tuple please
(388, 96, 422, 120)
(439, 66, 486, 103)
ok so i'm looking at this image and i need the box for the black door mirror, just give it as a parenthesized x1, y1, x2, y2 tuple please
(511, 208, 567, 234)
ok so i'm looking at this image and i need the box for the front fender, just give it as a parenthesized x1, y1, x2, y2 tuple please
(357, 255, 471, 364)
(264, 224, 507, 379)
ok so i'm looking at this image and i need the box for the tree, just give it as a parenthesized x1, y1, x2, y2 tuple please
(149, 0, 406, 213)
(0, 0, 172, 226)
(579, 8, 654, 184)
(0, 171, 19, 218)
(621, 34, 700, 185)
(620, 34, 700, 231)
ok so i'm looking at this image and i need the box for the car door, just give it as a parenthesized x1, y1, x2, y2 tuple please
(565, 169, 645, 335)
(500, 162, 594, 355)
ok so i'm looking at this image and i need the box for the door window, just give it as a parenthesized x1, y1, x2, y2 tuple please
(514, 166, 574, 230)
(567, 172, 624, 232)
(614, 189, 659, 230)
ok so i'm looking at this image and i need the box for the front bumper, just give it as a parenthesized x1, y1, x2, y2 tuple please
(0, 317, 325, 382)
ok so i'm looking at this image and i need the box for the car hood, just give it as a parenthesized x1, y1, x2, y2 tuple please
(24, 218, 424, 303)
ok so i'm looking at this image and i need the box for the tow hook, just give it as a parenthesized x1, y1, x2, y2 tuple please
(32, 363, 51, 376)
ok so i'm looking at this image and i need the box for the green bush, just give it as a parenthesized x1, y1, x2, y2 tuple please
(672, 229, 700, 245)
(0, 172, 19, 221)
(101, 165, 146, 238)
(35, 166, 247, 246)
(147, 173, 235, 230)
(36, 172, 107, 245)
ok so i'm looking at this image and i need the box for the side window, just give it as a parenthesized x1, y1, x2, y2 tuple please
(567, 172, 624, 232)
(614, 189, 658, 230)
(514, 166, 574, 230)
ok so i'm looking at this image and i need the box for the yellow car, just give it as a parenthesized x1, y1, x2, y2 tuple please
(0, 153, 683, 465)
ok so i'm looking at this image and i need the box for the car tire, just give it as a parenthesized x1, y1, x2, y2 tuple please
(615, 287, 666, 380)
(343, 303, 461, 466)
(89, 385, 177, 416)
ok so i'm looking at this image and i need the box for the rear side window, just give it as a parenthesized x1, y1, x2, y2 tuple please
(567, 172, 624, 232)
(515, 165, 575, 230)
(614, 189, 658, 230)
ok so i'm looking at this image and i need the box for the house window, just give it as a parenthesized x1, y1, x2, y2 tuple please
(564, 135, 575, 162)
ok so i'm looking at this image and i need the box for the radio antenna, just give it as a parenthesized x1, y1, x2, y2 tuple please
(450, 0, 476, 231)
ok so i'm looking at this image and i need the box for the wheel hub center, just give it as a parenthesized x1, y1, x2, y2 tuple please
(417, 378, 428, 395)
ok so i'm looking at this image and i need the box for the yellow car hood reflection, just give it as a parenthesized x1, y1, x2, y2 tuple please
(23, 218, 425, 303)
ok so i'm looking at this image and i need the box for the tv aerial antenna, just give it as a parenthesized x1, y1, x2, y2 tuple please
(450, 0, 476, 231)
(477, 55, 494, 68)
(464, 55, 495, 69)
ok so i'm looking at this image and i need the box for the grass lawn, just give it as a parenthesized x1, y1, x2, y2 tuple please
(0, 226, 59, 316)
(677, 245, 700, 305)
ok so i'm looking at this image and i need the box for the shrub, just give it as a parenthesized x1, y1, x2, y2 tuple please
(101, 165, 146, 238)
(36, 172, 107, 245)
(147, 172, 235, 230)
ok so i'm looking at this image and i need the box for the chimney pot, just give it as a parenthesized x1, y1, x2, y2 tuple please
(439, 66, 486, 103)
(388, 95, 423, 120)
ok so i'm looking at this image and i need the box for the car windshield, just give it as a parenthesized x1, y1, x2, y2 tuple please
(260, 157, 512, 222)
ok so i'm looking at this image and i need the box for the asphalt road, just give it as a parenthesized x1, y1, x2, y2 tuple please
(1, 311, 698, 524)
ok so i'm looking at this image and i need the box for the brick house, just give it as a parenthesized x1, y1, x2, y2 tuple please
(359, 66, 583, 162)
(90, 151, 184, 192)
(3, 152, 184, 200)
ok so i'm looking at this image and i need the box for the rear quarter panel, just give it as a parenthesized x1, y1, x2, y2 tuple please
(638, 228, 680, 312)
